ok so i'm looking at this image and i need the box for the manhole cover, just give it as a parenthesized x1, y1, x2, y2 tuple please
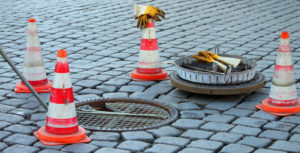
(76, 98, 178, 132)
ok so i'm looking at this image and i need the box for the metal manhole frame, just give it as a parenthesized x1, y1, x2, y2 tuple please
(76, 98, 178, 132)
(175, 55, 257, 85)
(170, 71, 266, 95)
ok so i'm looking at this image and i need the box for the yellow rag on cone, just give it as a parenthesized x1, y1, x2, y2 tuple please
(134, 5, 165, 29)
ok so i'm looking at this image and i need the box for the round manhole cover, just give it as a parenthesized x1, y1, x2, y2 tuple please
(76, 98, 178, 132)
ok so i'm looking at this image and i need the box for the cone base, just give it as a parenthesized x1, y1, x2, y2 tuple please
(34, 126, 91, 146)
(256, 99, 300, 116)
(131, 70, 169, 81)
(15, 81, 52, 93)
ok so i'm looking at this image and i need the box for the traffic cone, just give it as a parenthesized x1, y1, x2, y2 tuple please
(15, 18, 52, 93)
(256, 32, 300, 116)
(34, 49, 91, 145)
(131, 18, 168, 81)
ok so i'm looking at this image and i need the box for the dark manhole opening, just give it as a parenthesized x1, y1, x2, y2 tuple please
(76, 98, 178, 132)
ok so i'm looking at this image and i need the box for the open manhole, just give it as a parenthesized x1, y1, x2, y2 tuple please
(76, 98, 178, 132)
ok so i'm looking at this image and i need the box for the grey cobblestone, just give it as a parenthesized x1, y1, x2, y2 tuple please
(117, 140, 150, 152)
(33, 142, 65, 150)
(180, 110, 205, 119)
(75, 80, 101, 88)
(0, 142, 8, 152)
(210, 132, 243, 143)
(102, 92, 128, 98)
(263, 121, 295, 132)
(236, 101, 258, 110)
(245, 93, 267, 102)
(230, 125, 261, 136)
(39, 149, 65, 153)
(181, 129, 214, 139)
(95, 148, 130, 153)
(177, 102, 200, 110)
(90, 132, 120, 141)
(0, 131, 11, 141)
(251, 110, 279, 120)
(280, 116, 300, 124)
(187, 95, 215, 106)
(155, 136, 190, 147)
(0, 121, 11, 130)
(269, 140, 300, 152)
(79, 88, 102, 95)
(119, 85, 145, 92)
(9, 108, 35, 118)
(4, 124, 36, 135)
(223, 108, 253, 117)
(158, 95, 182, 104)
(148, 126, 182, 137)
(61, 143, 98, 153)
(145, 144, 180, 153)
(96, 85, 117, 92)
(259, 130, 289, 140)
(144, 82, 174, 97)
(168, 89, 191, 99)
(238, 136, 272, 148)
(104, 78, 130, 86)
(2, 144, 40, 153)
(220, 144, 254, 153)
(130, 92, 156, 100)
(253, 149, 287, 153)
(289, 134, 300, 143)
(90, 141, 118, 148)
(291, 125, 300, 134)
(201, 122, 234, 132)
(0, 112, 24, 123)
(30, 113, 47, 121)
(21, 101, 42, 109)
(233, 117, 268, 128)
(178, 148, 213, 153)
(203, 114, 235, 123)
(188, 139, 223, 151)
(0, 104, 16, 113)
(3, 133, 37, 145)
(172, 119, 204, 129)
(205, 95, 244, 111)
(122, 131, 154, 142)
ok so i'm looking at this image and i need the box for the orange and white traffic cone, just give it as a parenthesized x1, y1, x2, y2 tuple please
(131, 18, 168, 81)
(256, 32, 300, 116)
(15, 18, 52, 93)
(34, 49, 91, 145)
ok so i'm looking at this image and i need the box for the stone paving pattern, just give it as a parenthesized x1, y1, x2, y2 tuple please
(0, 0, 300, 152)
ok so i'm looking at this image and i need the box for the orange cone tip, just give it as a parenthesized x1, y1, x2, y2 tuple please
(57, 49, 67, 57)
(281, 32, 289, 39)
(29, 18, 36, 22)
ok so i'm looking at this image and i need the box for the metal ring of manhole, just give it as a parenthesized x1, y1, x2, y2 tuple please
(170, 71, 266, 95)
(76, 98, 178, 132)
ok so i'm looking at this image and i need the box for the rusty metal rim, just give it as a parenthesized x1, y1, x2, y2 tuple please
(76, 98, 178, 132)
(170, 71, 266, 95)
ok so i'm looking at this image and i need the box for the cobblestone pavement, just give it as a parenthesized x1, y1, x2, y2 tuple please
(0, 0, 300, 152)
